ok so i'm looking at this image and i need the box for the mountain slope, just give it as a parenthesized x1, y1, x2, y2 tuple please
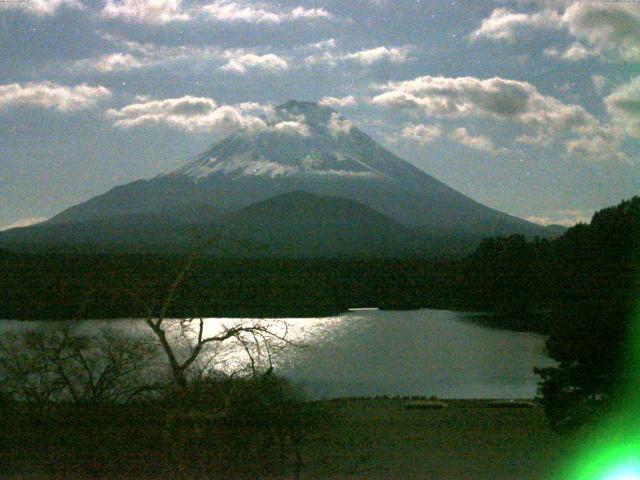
(0, 214, 210, 252)
(214, 190, 427, 257)
(3, 100, 553, 255)
(0, 192, 433, 257)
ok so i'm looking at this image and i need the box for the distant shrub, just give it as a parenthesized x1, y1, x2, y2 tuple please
(405, 400, 448, 410)
(164, 374, 232, 411)
(487, 400, 535, 409)
(164, 372, 316, 479)
(0, 391, 11, 449)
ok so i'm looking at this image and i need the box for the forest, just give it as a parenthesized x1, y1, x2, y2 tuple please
(1, 196, 638, 434)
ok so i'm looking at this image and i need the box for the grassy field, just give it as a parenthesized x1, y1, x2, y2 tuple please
(1, 398, 574, 480)
(301, 398, 570, 480)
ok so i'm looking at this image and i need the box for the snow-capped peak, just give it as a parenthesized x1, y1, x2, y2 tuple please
(167, 100, 395, 181)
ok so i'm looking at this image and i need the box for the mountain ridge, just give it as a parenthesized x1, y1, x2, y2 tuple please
(2, 100, 557, 256)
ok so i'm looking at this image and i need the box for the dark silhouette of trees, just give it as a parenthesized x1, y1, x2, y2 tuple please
(0, 244, 313, 478)
(125, 245, 311, 477)
(534, 197, 639, 431)
(467, 197, 640, 430)
(461, 234, 555, 331)
(0, 323, 159, 405)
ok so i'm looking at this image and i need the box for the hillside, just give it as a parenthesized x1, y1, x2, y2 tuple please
(2, 101, 554, 256)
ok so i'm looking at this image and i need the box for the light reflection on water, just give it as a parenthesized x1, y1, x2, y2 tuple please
(0, 309, 553, 399)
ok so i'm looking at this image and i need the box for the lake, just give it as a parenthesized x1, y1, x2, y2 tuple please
(0, 309, 553, 400)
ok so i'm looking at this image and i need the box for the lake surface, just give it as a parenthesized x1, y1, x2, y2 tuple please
(0, 309, 554, 399)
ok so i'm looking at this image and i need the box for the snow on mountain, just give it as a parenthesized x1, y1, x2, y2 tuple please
(37, 100, 551, 242)
(168, 101, 389, 181)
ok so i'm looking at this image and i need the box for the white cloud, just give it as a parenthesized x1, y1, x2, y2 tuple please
(83, 34, 287, 75)
(448, 127, 496, 152)
(72, 52, 144, 73)
(342, 46, 410, 65)
(221, 53, 288, 74)
(561, 41, 597, 61)
(562, 1, 640, 63)
(106, 96, 271, 133)
(564, 130, 627, 164)
(96, 31, 157, 56)
(372, 76, 572, 126)
(106, 96, 330, 138)
(306, 38, 337, 50)
(271, 120, 310, 136)
(95, 52, 143, 72)
(515, 131, 552, 146)
(289, 6, 331, 19)
(328, 112, 353, 136)
(473, 2, 640, 63)
(526, 216, 554, 226)
(0, 0, 82, 16)
(305, 46, 410, 68)
(394, 123, 442, 144)
(318, 95, 357, 108)
(100, 0, 190, 25)
(591, 75, 607, 94)
(544, 41, 598, 61)
(0, 217, 47, 231)
(200, 1, 280, 23)
(605, 76, 640, 139)
(470, 7, 562, 42)
(0, 82, 111, 112)
(371, 75, 624, 162)
(526, 209, 590, 227)
(73, 37, 194, 73)
(199, 1, 332, 23)
(304, 51, 338, 67)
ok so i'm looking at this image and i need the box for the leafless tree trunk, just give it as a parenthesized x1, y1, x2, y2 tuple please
(126, 240, 301, 392)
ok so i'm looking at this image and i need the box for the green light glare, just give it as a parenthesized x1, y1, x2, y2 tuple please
(602, 465, 640, 480)
(561, 442, 640, 480)
(556, 302, 640, 480)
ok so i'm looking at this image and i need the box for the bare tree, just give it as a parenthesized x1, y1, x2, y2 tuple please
(115, 242, 302, 391)
(117, 243, 310, 478)
(0, 240, 310, 479)
(0, 322, 159, 405)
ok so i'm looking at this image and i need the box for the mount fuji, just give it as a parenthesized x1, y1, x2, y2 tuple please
(1, 101, 555, 256)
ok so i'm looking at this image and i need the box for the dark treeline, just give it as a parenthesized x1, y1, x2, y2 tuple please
(463, 197, 639, 330)
(465, 197, 639, 430)
(0, 254, 472, 320)
(1, 197, 638, 434)
(1, 198, 638, 330)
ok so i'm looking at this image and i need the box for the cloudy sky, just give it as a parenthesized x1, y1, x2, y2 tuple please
(1, 0, 639, 230)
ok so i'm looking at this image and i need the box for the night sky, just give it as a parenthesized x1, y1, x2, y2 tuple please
(1, 0, 638, 230)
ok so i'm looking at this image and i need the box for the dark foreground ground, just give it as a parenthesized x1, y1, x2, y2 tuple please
(302, 399, 570, 480)
(0, 398, 574, 480)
